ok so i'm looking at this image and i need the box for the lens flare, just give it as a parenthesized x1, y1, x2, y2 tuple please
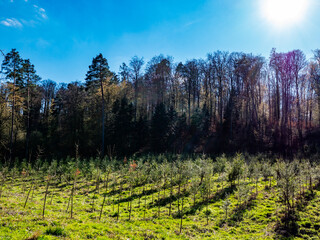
(260, 0, 310, 28)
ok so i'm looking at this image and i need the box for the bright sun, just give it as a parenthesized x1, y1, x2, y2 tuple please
(260, 0, 310, 28)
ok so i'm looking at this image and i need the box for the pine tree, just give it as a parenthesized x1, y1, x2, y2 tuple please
(86, 54, 112, 158)
(21, 59, 41, 160)
(1, 49, 23, 163)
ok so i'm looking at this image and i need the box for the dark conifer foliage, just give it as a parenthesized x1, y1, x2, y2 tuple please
(85, 53, 113, 158)
(1, 49, 23, 163)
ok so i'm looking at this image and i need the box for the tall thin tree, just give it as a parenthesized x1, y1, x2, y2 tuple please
(86, 53, 112, 158)
(1, 49, 23, 163)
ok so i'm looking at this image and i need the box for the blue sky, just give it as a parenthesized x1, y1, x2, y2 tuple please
(1, 0, 320, 83)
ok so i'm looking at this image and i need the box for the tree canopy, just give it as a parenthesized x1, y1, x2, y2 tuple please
(1, 49, 320, 161)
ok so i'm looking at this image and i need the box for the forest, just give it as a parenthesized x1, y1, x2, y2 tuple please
(1, 48, 320, 161)
(2, 0, 320, 238)
(1, 48, 320, 239)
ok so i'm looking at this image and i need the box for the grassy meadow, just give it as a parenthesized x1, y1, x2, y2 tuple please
(0, 154, 320, 239)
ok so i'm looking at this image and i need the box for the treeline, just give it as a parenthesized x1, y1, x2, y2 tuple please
(1, 48, 320, 161)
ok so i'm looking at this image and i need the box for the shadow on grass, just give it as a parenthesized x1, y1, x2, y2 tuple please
(295, 190, 316, 212)
(228, 192, 257, 225)
(275, 185, 319, 239)
(274, 185, 318, 238)
(184, 185, 236, 216)
(148, 190, 191, 208)
(274, 209, 300, 238)
(112, 187, 159, 204)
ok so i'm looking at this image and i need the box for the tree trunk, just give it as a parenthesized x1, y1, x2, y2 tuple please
(9, 69, 16, 164)
(42, 177, 50, 219)
(25, 77, 31, 160)
(100, 75, 105, 158)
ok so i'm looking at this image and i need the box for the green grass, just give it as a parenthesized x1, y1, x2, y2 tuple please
(0, 167, 319, 239)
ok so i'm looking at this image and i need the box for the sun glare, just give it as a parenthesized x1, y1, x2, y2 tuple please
(260, 0, 310, 29)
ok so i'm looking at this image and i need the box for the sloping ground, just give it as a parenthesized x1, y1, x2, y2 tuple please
(0, 176, 319, 239)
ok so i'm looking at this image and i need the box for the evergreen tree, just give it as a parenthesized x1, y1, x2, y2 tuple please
(151, 103, 169, 152)
(1, 49, 23, 163)
(21, 59, 41, 160)
(112, 97, 135, 155)
(86, 53, 112, 158)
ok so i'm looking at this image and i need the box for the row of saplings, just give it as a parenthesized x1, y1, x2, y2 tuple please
(0, 154, 319, 236)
